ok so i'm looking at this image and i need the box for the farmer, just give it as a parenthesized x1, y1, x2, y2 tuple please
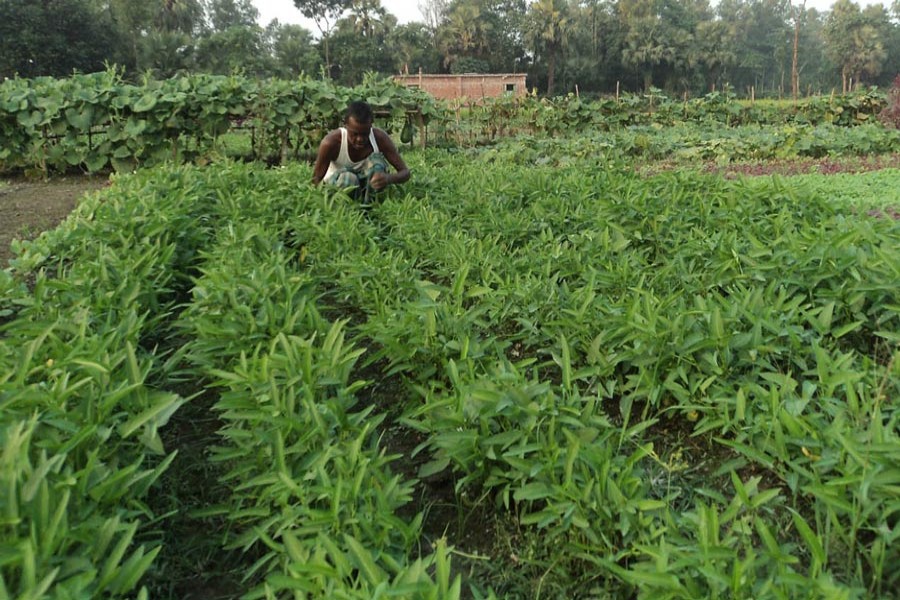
(312, 100, 410, 202)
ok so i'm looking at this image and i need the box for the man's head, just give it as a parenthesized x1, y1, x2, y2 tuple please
(344, 101, 374, 126)
(344, 101, 374, 151)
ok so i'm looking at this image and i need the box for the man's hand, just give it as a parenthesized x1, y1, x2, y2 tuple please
(369, 172, 389, 191)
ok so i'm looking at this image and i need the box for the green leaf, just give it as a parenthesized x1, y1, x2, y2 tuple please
(418, 457, 450, 479)
(513, 482, 554, 502)
(65, 106, 95, 130)
(730, 471, 751, 507)
(750, 487, 781, 508)
(125, 118, 147, 137)
(84, 153, 108, 172)
(789, 509, 826, 566)
(118, 393, 184, 439)
(22, 454, 65, 502)
(343, 535, 384, 585)
(133, 94, 158, 112)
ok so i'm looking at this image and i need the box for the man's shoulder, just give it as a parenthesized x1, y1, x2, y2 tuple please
(373, 127, 395, 145)
(319, 128, 342, 150)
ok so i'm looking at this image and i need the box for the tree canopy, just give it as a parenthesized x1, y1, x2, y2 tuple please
(2, 0, 898, 98)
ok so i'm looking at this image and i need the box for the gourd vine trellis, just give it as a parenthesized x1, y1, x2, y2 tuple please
(0, 69, 441, 176)
(0, 68, 888, 176)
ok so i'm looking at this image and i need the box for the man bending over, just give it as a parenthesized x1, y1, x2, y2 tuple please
(312, 100, 410, 202)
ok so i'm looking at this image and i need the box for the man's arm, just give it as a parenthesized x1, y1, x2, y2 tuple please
(312, 131, 340, 184)
(370, 129, 410, 190)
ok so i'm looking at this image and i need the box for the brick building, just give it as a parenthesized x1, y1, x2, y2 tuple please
(393, 73, 527, 102)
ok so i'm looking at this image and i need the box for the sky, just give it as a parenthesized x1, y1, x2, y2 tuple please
(254, 0, 422, 31)
(252, 0, 887, 32)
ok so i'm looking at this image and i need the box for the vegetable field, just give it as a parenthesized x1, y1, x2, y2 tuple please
(2, 146, 898, 598)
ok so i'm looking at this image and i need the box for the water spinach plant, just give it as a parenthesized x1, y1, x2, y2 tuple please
(1, 145, 898, 598)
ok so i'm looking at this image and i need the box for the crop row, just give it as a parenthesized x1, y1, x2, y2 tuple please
(452, 87, 888, 140)
(309, 156, 900, 596)
(2, 165, 466, 598)
(471, 123, 900, 169)
(172, 186, 460, 597)
(0, 170, 202, 597)
(3, 153, 899, 597)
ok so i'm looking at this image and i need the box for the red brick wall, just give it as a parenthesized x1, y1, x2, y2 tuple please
(393, 74, 527, 101)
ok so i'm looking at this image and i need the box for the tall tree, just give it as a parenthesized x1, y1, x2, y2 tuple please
(158, 0, 205, 33)
(825, 0, 887, 91)
(861, 2, 894, 86)
(140, 29, 197, 76)
(485, 0, 529, 73)
(577, 0, 613, 60)
(419, 0, 450, 32)
(104, 0, 157, 71)
(205, 0, 258, 31)
(193, 0, 269, 76)
(436, 0, 495, 72)
(141, 0, 205, 76)
(561, 0, 619, 94)
(526, 0, 571, 95)
(691, 19, 737, 92)
(390, 22, 442, 74)
(795, 8, 833, 94)
(619, 0, 677, 90)
(266, 21, 322, 78)
(293, 0, 352, 76)
(878, 2, 900, 86)
(790, 0, 807, 99)
(417, 0, 450, 70)
(0, 0, 120, 78)
(330, 2, 397, 84)
(345, 0, 390, 38)
(718, 0, 792, 96)
(195, 23, 273, 75)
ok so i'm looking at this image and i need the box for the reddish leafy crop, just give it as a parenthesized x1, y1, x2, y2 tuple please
(878, 74, 900, 130)
(702, 153, 900, 177)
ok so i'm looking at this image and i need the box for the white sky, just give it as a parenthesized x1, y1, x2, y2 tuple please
(254, 0, 422, 31)
(252, 0, 888, 32)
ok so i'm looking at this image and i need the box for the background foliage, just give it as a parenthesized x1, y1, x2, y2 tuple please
(3, 0, 900, 97)
(1, 72, 895, 176)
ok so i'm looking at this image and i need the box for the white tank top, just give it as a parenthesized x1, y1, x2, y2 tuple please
(324, 127, 380, 180)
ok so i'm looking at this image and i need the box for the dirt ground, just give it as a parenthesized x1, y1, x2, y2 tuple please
(0, 176, 108, 266)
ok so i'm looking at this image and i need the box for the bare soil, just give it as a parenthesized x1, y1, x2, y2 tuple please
(0, 175, 108, 266)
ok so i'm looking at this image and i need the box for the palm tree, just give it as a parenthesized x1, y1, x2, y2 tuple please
(437, 0, 493, 71)
(526, 0, 570, 95)
(691, 19, 737, 92)
(157, 0, 203, 34)
(345, 0, 388, 38)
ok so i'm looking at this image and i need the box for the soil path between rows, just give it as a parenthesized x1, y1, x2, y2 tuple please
(0, 176, 108, 266)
